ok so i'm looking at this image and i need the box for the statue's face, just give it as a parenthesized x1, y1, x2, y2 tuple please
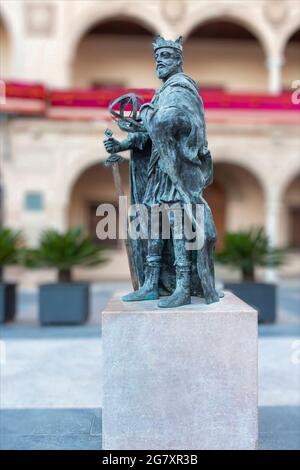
(155, 47, 181, 80)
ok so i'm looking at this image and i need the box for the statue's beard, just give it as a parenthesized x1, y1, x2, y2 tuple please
(156, 65, 177, 79)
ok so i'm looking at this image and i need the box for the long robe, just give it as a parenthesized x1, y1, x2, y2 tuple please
(127, 72, 219, 303)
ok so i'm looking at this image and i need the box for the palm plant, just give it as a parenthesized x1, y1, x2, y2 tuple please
(26, 227, 107, 282)
(0, 228, 24, 283)
(215, 227, 284, 282)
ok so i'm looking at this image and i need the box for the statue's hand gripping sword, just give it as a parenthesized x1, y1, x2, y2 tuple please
(103, 128, 139, 291)
(103, 128, 126, 189)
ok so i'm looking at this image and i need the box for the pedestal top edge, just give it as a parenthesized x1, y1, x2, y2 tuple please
(102, 291, 258, 315)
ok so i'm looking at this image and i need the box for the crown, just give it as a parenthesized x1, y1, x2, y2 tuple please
(152, 35, 183, 55)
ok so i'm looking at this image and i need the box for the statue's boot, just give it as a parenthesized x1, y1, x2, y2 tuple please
(158, 265, 191, 308)
(122, 256, 160, 302)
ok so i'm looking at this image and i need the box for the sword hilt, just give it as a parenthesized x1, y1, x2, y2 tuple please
(103, 128, 126, 167)
(104, 154, 126, 168)
(104, 128, 113, 139)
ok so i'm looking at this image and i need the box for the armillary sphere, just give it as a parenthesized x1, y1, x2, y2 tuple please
(109, 93, 146, 133)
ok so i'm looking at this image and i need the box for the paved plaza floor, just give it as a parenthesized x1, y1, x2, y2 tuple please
(0, 280, 299, 450)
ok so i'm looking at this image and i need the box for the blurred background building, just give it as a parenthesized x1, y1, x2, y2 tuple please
(0, 0, 299, 285)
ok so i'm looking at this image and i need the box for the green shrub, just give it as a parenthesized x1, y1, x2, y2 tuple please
(0, 228, 24, 282)
(215, 227, 285, 282)
(25, 227, 107, 282)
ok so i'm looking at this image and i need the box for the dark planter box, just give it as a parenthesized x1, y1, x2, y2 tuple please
(0, 283, 16, 323)
(224, 282, 276, 324)
(39, 283, 90, 325)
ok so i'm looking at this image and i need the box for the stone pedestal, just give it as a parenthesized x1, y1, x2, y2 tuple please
(102, 291, 258, 450)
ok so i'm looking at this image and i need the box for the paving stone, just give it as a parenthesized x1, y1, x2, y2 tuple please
(0, 408, 97, 435)
(0, 434, 101, 450)
(0, 282, 299, 450)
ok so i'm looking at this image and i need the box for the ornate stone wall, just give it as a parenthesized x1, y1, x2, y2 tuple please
(1, 0, 299, 89)
(1, 0, 299, 284)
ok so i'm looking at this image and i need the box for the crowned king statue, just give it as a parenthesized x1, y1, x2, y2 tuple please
(104, 35, 221, 308)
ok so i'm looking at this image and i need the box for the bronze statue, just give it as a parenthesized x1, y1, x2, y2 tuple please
(104, 36, 220, 308)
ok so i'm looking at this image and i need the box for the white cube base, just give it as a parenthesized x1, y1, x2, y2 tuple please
(102, 291, 258, 450)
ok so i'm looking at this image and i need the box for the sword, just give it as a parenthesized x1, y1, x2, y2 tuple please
(103, 128, 139, 291)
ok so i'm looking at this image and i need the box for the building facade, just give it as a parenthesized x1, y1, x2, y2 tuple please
(0, 0, 299, 284)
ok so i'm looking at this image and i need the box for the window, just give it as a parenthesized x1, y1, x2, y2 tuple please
(24, 192, 44, 211)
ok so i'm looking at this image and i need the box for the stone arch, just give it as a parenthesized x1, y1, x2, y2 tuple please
(183, 16, 268, 92)
(67, 159, 131, 281)
(71, 16, 158, 88)
(276, 161, 300, 201)
(0, 1, 22, 78)
(181, 9, 272, 58)
(64, 5, 170, 86)
(69, 14, 158, 65)
(67, 159, 129, 237)
(212, 152, 268, 197)
(205, 161, 266, 249)
(281, 173, 300, 248)
(279, 16, 300, 56)
(0, 12, 12, 78)
(64, 153, 112, 207)
(282, 27, 300, 90)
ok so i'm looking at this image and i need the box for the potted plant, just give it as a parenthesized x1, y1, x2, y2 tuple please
(216, 227, 285, 323)
(0, 228, 24, 323)
(26, 227, 107, 325)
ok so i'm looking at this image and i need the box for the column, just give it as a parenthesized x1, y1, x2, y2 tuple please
(266, 56, 284, 94)
(265, 190, 282, 283)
